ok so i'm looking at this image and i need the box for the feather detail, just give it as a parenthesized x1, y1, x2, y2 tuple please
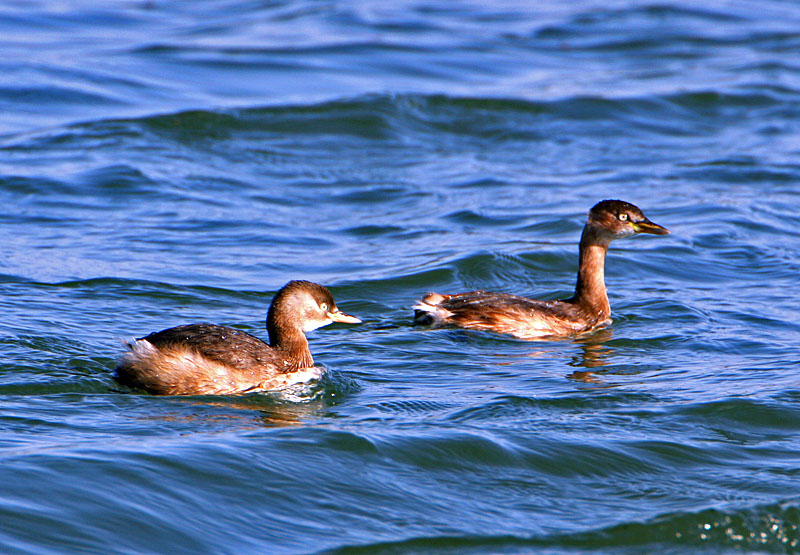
(115, 336, 319, 396)
(414, 291, 609, 340)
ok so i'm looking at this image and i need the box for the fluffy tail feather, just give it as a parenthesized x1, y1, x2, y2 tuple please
(413, 292, 453, 325)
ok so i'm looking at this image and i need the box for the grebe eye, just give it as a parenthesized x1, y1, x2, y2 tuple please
(618, 213, 628, 221)
(320, 303, 328, 311)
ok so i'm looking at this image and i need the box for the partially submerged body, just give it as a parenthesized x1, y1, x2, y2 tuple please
(414, 291, 610, 340)
(116, 323, 324, 395)
(115, 280, 360, 395)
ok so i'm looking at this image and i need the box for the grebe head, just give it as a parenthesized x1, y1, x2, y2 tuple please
(267, 280, 361, 333)
(587, 199, 669, 241)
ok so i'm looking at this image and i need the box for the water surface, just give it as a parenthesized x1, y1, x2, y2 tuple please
(2, 1, 800, 553)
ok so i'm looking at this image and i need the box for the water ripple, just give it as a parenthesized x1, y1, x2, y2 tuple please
(3, 1, 800, 553)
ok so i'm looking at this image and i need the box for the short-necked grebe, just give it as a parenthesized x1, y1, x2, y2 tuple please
(115, 280, 360, 395)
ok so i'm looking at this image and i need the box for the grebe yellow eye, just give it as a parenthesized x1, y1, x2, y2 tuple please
(320, 303, 328, 311)
(619, 213, 628, 221)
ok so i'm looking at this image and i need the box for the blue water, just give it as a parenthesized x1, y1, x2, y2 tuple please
(2, 1, 800, 553)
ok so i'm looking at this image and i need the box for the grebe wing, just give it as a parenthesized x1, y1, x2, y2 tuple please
(140, 323, 283, 370)
(415, 290, 591, 339)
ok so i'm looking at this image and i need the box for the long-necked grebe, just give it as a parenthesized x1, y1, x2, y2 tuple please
(413, 200, 669, 339)
(115, 280, 360, 395)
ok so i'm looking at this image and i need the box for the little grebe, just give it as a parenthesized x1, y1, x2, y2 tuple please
(413, 200, 669, 339)
(115, 280, 360, 395)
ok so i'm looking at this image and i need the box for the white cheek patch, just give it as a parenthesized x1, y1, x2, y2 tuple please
(291, 293, 333, 332)
(303, 318, 332, 332)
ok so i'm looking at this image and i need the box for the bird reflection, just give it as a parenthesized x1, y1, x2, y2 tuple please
(480, 326, 615, 383)
(566, 328, 614, 382)
(138, 389, 333, 428)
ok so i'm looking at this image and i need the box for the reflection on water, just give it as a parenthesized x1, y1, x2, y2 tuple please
(120, 374, 349, 428)
(135, 393, 332, 428)
(197, 397, 326, 428)
(567, 328, 614, 382)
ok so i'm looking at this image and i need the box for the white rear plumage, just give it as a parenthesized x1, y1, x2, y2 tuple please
(412, 293, 454, 326)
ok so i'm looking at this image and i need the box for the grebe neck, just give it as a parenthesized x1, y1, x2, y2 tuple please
(569, 225, 611, 319)
(267, 322, 314, 370)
